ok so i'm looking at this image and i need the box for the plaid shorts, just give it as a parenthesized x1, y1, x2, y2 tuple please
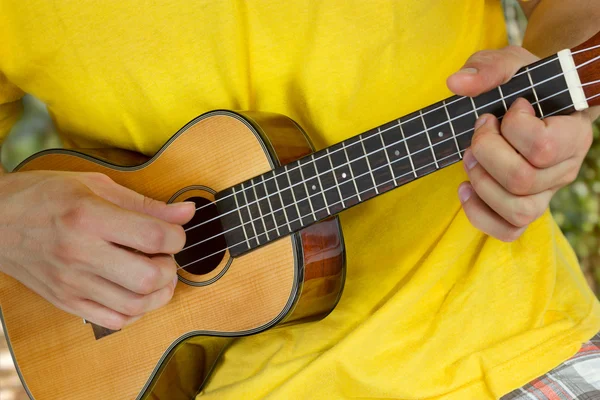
(502, 333, 600, 400)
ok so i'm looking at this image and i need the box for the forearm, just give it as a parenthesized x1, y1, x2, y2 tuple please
(520, 0, 600, 120)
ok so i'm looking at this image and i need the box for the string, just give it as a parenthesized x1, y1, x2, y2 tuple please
(176, 91, 598, 270)
(184, 56, 600, 235)
(573, 43, 600, 55)
(189, 43, 600, 217)
(179, 86, 572, 254)
(187, 55, 558, 216)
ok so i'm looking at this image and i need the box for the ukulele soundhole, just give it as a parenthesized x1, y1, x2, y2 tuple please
(175, 196, 227, 275)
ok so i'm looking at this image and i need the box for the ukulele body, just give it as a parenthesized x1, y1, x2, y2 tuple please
(0, 110, 346, 400)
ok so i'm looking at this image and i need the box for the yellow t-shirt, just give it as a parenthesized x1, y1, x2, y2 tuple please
(1, 1, 599, 399)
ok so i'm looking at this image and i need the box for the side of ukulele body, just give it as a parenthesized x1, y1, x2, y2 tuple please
(0, 110, 346, 400)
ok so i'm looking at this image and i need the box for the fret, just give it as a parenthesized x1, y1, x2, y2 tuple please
(242, 181, 267, 244)
(314, 149, 344, 214)
(500, 72, 538, 115)
(312, 155, 330, 215)
(442, 99, 462, 159)
(402, 111, 436, 177)
(231, 186, 251, 248)
(256, 175, 278, 238)
(235, 185, 257, 247)
(300, 156, 329, 220)
(473, 88, 505, 119)
(422, 102, 462, 167)
(342, 141, 362, 201)
(497, 86, 508, 112)
(326, 147, 346, 209)
(378, 127, 397, 187)
(469, 97, 479, 118)
(344, 135, 378, 200)
(217, 51, 579, 259)
(263, 171, 289, 236)
(273, 169, 293, 233)
(329, 143, 360, 207)
(380, 120, 416, 186)
(397, 119, 418, 179)
(446, 96, 478, 152)
(287, 162, 314, 226)
(297, 159, 317, 222)
(215, 187, 249, 256)
(251, 179, 269, 241)
(277, 167, 302, 232)
(528, 57, 573, 116)
(360, 134, 379, 193)
(420, 110, 439, 169)
(363, 129, 394, 192)
(526, 66, 545, 118)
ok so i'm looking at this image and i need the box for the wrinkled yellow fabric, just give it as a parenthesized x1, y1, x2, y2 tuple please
(1, 1, 599, 399)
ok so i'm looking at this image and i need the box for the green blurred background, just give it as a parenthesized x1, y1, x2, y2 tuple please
(0, 1, 599, 399)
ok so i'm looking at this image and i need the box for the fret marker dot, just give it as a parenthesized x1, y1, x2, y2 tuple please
(311, 185, 317, 190)
(394, 150, 400, 157)
(341, 172, 347, 179)
(438, 132, 444, 137)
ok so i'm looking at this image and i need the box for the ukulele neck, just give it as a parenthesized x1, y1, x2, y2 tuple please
(217, 49, 592, 257)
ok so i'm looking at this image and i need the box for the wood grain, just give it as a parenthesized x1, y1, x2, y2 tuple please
(0, 112, 299, 400)
(572, 30, 600, 108)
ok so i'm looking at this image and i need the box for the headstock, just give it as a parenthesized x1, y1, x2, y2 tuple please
(572, 30, 600, 108)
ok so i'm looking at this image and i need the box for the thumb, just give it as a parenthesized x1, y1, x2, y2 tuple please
(79, 172, 196, 225)
(447, 46, 539, 97)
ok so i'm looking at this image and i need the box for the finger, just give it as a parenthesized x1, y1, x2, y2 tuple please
(50, 293, 137, 331)
(501, 98, 593, 168)
(86, 242, 177, 295)
(79, 172, 196, 225)
(463, 149, 553, 228)
(469, 114, 560, 195)
(64, 195, 187, 254)
(77, 271, 177, 317)
(458, 182, 527, 242)
(447, 46, 538, 97)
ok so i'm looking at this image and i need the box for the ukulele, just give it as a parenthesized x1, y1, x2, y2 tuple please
(1, 31, 599, 400)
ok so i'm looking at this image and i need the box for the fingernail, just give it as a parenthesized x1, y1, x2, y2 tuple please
(463, 150, 478, 170)
(458, 184, 473, 204)
(474, 116, 488, 130)
(457, 67, 478, 75)
(173, 275, 179, 287)
(169, 201, 196, 208)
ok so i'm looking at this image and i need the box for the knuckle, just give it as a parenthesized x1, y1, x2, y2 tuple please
(529, 135, 557, 168)
(51, 237, 80, 265)
(122, 296, 147, 316)
(506, 164, 535, 195)
(563, 168, 579, 186)
(58, 198, 94, 231)
(137, 264, 161, 295)
(51, 283, 78, 305)
(511, 197, 539, 227)
(160, 286, 176, 306)
(139, 224, 166, 253)
(142, 196, 165, 214)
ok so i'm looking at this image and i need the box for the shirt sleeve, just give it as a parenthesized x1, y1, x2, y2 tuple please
(0, 70, 24, 145)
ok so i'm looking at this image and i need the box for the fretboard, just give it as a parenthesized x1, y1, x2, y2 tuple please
(217, 53, 577, 257)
